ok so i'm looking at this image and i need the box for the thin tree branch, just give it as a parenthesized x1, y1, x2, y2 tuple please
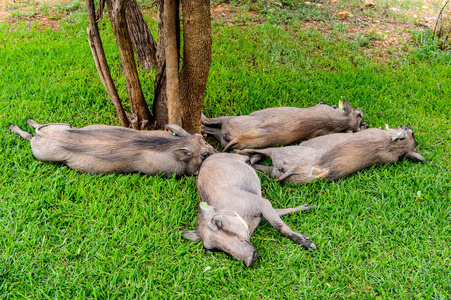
(86, 0, 130, 127)
(106, 0, 153, 130)
(434, 0, 450, 40)
(95, 0, 105, 22)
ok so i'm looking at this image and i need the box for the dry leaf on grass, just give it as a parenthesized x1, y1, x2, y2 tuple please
(337, 11, 350, 18)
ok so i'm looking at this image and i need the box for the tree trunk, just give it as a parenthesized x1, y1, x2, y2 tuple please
(125, 0, 157, 72)
(152, 0, 168, 129)
(164, 0, 182, 126)
(106, 0, 153, 130)
(86, 0, 211, 132)
(179, 0, 212, 133)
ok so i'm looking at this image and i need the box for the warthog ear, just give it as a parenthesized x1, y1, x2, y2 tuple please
(173, 148, 193, 161)
(199, 202, 215, 214)
(182, 230, 202, 241)
(343, 100, 352, 115)
(223, 140, 238, 152)
(165, 124, 189, 137)
(390, 131, 408, 141)
(405, 151, 426, 162)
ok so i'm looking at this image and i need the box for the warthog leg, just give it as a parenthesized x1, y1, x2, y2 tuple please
(274, 204, 314, 216)
(260, 200, 316, 250)
(26, 119, 41, 129)
(9, 124, 32, 141)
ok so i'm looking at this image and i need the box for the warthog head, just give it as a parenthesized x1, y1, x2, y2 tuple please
(183, 202, 258, 267)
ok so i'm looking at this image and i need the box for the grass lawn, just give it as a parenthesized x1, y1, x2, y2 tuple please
(1, 0, 450, 298)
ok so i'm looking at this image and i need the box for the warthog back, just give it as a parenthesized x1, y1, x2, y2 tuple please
(202, 100, 365, 151)
(10, 121, 217, 177)
(237, 126, 425, 184)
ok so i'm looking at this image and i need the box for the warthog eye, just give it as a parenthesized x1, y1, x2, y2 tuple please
(202, 151, 210, 158)
(214, 219, 223, 230)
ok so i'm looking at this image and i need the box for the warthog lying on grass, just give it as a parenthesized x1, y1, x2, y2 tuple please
(236, 126, 426, 184)
(201, 100, 365, 151)
(10, 120, 217, 177)
(182, 153, 315, 267)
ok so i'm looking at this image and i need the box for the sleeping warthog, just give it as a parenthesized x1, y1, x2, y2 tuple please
(10, 120, 217, 177)
(182, 153, 315, 267)
(202, 100, 365, 151)
(236, 126, 426, 184)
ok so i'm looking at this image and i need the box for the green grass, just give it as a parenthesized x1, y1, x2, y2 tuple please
(1, 1, 451, 299)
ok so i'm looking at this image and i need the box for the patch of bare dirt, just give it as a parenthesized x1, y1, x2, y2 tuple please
(324, 0, 443, 60)
(2, 0, 445, 57)
(0, 0, 11, 20)
(209, 0, 443, 61)
(211, 3, 234, 19)
(210, 3, 259, 24)
(0, 0, 72, 30)
(352, 22, 413, 61)
(297, 17, 417, 61)
(39, 15, 60, 30)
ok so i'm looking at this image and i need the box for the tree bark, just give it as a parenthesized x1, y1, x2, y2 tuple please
(85, 0, 211, 132)
(164, 0, 182, 126)
(106, 0, 153, 130)
(86, 0, 130, 127)
(125, 0, 157, 71)
(179, 0, 212, 133)
(95, 0, 105, 21)
(152, 0, 168, 129)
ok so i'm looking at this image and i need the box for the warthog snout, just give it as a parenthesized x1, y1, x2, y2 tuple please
(244, 249, 258, 268)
